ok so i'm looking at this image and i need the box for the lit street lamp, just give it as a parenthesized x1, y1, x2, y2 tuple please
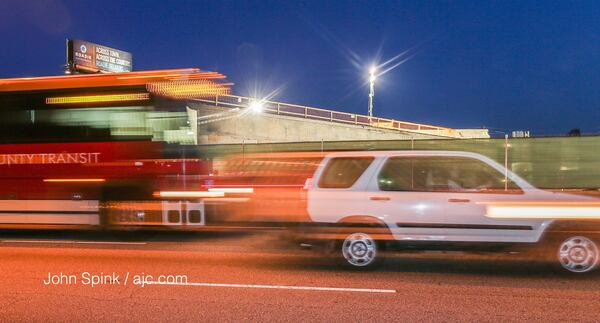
(249, 100, 265, 114)
(368, 66, 376, 117)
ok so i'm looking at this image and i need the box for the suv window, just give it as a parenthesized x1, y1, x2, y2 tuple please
(318, 157, 374, 189)
(378, 158, 413, 191)
(378, 156, 521, 192)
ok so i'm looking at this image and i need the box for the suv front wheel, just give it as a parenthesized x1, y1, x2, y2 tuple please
(555, 235, 599, 274)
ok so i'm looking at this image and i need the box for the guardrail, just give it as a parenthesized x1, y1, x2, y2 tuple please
(194, 94, 459, 138)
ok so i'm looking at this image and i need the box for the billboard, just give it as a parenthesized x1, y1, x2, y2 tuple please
(67, 39, 132, 73)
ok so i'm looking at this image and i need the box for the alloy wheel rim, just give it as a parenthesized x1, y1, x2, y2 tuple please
(342, 233, 377, 267)
(558, 236, 599, 273)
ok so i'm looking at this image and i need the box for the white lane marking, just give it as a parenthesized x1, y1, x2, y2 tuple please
(2, 240, 74, 244)
(1, 240, 146, 245)
(74, 241, 146, 245)
(148, 281, 396, 293)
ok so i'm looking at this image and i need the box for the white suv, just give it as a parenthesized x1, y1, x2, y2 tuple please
(306, 151, 600, 273)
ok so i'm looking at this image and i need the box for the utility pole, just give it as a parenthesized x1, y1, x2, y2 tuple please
(504, 134, 509, 191)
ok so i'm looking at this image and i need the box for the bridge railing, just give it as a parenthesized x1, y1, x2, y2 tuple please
(194, 94, 458, 137)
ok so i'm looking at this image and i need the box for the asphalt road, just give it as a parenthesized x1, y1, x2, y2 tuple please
(0, 230, 599, 322)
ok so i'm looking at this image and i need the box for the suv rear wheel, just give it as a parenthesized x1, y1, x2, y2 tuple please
(329, 217, 391, 269)
(335, 230, 391, 269)
(340, 232, 380, 268)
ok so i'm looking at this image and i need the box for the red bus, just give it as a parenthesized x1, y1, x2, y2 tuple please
(0, 68, 231, 230)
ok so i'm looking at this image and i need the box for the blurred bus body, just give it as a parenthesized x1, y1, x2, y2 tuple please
(0, 69, 230, 230)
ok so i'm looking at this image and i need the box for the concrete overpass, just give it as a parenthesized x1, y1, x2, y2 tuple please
(185, 95, 489, 145)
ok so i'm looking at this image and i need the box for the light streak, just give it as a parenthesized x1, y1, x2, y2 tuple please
(46, 93, 149, 104)
(44, 178, 106, 183)
(486, 205, 600, 219)
(157, 191, 224, 198)
(146, 80, 232, 99)
(208, 187, 254, 194)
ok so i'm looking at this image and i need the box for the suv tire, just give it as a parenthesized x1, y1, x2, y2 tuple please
(336, 231, 384, 269)
(544, 234, 599, 274)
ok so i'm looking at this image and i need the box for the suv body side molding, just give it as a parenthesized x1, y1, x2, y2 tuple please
(396, 223, 534, 231)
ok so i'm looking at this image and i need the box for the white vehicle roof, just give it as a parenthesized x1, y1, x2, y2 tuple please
(322, 150, 490, 158)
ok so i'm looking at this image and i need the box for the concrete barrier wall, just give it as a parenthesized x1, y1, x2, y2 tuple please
(192, 104, 488, 144)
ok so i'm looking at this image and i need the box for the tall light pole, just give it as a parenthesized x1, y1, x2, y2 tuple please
(368, 66, 376, 117)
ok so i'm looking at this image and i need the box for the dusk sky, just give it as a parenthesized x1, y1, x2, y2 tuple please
(1, 0, 600, 135)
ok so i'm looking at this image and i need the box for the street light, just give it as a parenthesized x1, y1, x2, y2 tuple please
(368, 66, 376, 117)
(249, 100, 265, 114)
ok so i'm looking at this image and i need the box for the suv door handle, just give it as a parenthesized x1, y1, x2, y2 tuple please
(448, 198, 470, 203)
(370, 196, 391, 201)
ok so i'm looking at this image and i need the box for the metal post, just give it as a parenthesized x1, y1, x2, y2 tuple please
(368, 68, 375, 117)
(504, 134, 509, 191)
(181, 146, 186, 190)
